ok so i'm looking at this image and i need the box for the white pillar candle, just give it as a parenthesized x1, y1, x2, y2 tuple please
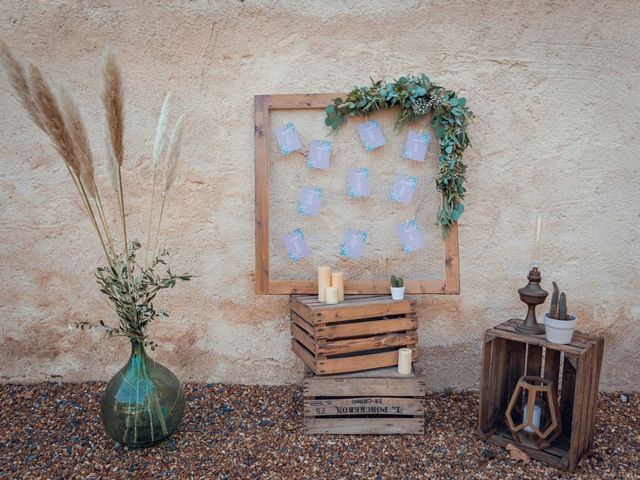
(523, 404, 542, 433)
(398, 347, 412, 375)
(325, 286, 339, 305)
(317, 266, 331, 302)
(331, 271, 344, 302)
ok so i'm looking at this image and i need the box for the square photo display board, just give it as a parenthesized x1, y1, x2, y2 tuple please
(255, 94, 460, 295)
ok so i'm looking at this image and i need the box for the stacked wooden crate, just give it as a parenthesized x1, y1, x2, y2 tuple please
(290, 294, 424, 434)
(290, 294, 418, 375)
(478, 318, 605, 471)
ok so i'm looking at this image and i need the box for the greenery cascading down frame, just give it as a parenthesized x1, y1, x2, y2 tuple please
(325, 74, 473, 238)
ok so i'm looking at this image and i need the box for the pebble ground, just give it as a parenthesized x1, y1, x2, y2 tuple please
(0, 383, 637, 479)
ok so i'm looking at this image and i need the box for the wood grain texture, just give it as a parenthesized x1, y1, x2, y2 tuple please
(316, 331, 418, 356)
(304, 417, 424, 435)
(304, 376, 425, 397)
(316, 349, 417, 375)
(254, 95, 270, 295)
(315, 315, 417, 340)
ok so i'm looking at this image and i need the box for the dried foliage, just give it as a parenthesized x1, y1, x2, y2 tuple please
(76, 242, 190, 350)
(0, 41, 190, 345)
(101, 50, 125, 167)
(326, 74, 472, 237)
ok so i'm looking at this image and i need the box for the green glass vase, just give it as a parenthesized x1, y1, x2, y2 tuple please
(101, 339, 185, 447)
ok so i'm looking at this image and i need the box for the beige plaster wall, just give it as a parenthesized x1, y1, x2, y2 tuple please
(0, 0, 638, 391)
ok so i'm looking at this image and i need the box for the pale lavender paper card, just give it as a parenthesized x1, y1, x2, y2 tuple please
(275, 123, 302, 156)
(396, 220, 426, 253)
(340, 228, 368, 260)
(356, 120, 385, 151)
(308, 140, 332, 169)
(403, 131, 430, 162)
(297, 186, 323, 216)
(348, 168, 371, 198)
(389, 174, 418, 205)
(283, 229, 310, 261)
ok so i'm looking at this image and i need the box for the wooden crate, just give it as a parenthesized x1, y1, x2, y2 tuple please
(303, 366, 425, 434)
(290, 294, 417, 375)
(478, 318, 604, 471)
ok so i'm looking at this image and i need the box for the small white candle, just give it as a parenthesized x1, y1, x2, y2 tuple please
(331, 271, 344, 302)
(398, 348, 412, 375)
(523, 404, 542, 433)
(317, 266, 331, 302)
(325, 286, 339, 305)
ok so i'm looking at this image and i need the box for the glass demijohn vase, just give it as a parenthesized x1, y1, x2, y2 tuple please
(101, 339, 185, 447)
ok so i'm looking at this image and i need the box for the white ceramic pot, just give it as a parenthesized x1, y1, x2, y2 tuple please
(543, 314, 577, 344)
(391, 286, 405, 300)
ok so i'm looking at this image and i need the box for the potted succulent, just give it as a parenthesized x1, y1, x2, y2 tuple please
(390, 275, 405, 300)
(543, 282, 577, 344)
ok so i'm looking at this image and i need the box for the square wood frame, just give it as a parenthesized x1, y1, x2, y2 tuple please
(255, 93, 460, 295)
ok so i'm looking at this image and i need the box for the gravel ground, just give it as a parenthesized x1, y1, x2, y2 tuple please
(0, 383, 637, 479)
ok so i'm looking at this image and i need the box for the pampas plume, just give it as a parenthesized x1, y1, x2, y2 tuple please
(27, 64, 81, 179)
(60, 87, 96, 198)
(101, 50, 124, 167)
(163, 114, 185, 194)
(153, 93, 172, 166)
(0, 39, 44, 131)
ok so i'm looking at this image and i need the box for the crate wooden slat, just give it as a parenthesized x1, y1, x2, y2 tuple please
(290, 295, 418, 375)
(478, 318, 604, 471)
(304, 366, 425, 435)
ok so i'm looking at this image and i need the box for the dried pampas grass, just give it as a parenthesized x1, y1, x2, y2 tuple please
(0, 39, 44, 131)
(163, 114, 185, 194)
(60, 87, 96, 198)
(101, 50, 124, 167)
(1, 40, 188, 266)
(153, 93, 172, 166)
(28, 64, 80, 177)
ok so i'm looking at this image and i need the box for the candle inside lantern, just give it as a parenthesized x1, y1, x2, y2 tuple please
(523, 404, 542, 433)
(331, 271, 344, 302)
(398, 347, 412, 375)
(317, 266, 331, 302)
(325, 286, 339, 305)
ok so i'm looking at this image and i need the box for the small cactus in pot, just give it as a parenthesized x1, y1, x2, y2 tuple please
(544, 281, 577, 344)
(390, 275, 405, 300)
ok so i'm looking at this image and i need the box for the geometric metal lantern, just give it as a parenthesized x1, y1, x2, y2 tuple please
(505, 376, 562, 450)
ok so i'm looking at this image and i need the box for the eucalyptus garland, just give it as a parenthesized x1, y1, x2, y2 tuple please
(325, 74, 473, 237)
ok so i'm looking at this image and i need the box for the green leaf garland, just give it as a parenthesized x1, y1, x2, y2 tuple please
(325, 74, 473, 238)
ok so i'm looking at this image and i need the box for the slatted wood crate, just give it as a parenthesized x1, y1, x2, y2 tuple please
(478, 318, 604, 471)
(304, 366, 425, 434)
(290, 295, 417, 375)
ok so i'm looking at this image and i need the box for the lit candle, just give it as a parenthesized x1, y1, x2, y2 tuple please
(331, 272, 344, 302)
(317, 266, 331, 302)
(523, 404, 542, 432)
(398, 348, 412, 375)
(325, 286, 339, 305)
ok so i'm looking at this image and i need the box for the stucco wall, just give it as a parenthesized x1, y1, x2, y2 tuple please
(0, 1, 638, 391)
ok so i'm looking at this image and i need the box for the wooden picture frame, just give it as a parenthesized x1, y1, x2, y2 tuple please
(255, 94, 460, 295)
